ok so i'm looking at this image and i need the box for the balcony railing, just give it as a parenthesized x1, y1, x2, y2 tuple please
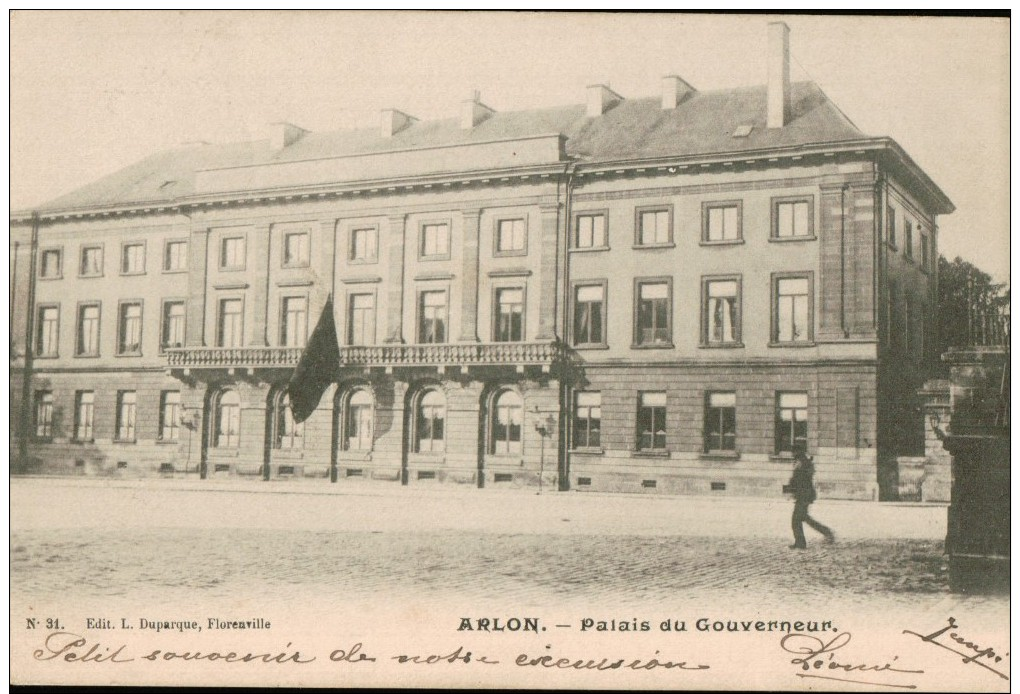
(166, 341, 565, 369)
(166, 346, 305, 368)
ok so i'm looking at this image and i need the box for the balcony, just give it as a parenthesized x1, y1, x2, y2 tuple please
(165, 341, 565, 373)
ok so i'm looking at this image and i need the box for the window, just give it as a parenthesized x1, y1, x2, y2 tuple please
(159, 391, 181, 441)
(494, 288, 524, 342)
(488, 389, 523, 455)
(418, 291, 447, 344)
(273, 392, 304, 450)
(420, 222, 450, 259)
(920, 233, 930, 270)
(161, 301, 185, 350)
(904, 219, 914, 258)
(635, 280, 671, 346)
(495, 218, 526, 255)
(703, 278, 741, 345)
(573, 284, 606, 346)
(574, 213, 607, 249)
(220, 236, 245, 270)
(347, 293, 375, 346)
(283, 232, 310, 267)
(703, 202, 741, 243)
(636, 207, 672, 246)
(34, 391, 53, 438)
(704, 392, 736, 453)
(774, 276, 812, 344)
(344, 389, 374, 451)
(281, 296, 308, 347)
(772, 197, 813, 239)
(121, 243, 145, 274)
(214, 390, 241, 447)
(118, 302, 143, 355)
(74, 391, 95, 441)
(886, 206, 897, 247)
(76, 304, 100, 356)
(116, 391, 137, 441)
(637, 391, 667, 451)
(904, 298, 912, 354)
(573, 392, 601, 449)
(349, 227, 378, 263)
(415, 389, 446, 453)
(80, 245, 103, 276)
(164, 240, 188, 272)
(36, 306, 59, 357)
(40, 249, 62, 279)
(776, 392, 808, 455)
(218, 299, 243, 347)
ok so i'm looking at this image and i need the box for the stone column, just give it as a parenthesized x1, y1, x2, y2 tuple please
(385, 214, 407, 343)
(250, 223, 272, 346)
(185, 226, 209, 346)
(459, 208, 482, 342)
(535, 202, 561, 340)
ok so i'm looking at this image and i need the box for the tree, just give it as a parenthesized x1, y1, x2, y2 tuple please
(936, 255, 1010, 356)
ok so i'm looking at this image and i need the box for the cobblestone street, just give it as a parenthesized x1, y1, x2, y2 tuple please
(9, 478, 1002, 616)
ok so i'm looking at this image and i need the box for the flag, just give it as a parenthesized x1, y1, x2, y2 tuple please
(286, 297, 340, 423)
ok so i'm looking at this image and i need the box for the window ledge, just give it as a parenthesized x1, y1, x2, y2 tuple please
(486, 454, 524, 462)
(769, 454, 796, 463)
(569, 246, 611, 253)
(35, 354, 60, 360)
(73, 354, 100, 359)
(699, 239, 744, 247)
(768, 341, 816, 348)
(115, 352, 143, 358)
(633, 450, 670, 458)
(120, 272, 146, 277)
(32, 437, 54, 444)
(337, 450, 373, 462)
(699, 342, 745, 349)
(155, 439, 180, 445)
(701, 452, 740, 462)
(281, 262, 311, 270)
(572, 343, 610, 350)
(71, 439, 95, 445)
(78, 274, 104, 279)
(39, 276, 63, 281)
(631, 243, 676, 250)
(493, 250, 528, 259)
(113, 439, 137, 445)
(271, 449, 305, 459)
(630, 343, 674, 350)
(769, 236, 817, 243)
(162, 269, 188, 275)
(569, 447, 604, 455)
(418, 255, 452, 263)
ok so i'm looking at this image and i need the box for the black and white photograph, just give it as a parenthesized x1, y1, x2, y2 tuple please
(9, 11, 1010, 690)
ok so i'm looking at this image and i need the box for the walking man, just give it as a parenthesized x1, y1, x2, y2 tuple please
(788, 449, 835, 549)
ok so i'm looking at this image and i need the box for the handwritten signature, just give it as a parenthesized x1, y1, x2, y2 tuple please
(903, 616, 1009, 681)
(781, 631, 924, 689)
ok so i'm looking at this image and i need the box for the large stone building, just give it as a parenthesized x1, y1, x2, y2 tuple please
(10, 24, 952, 499)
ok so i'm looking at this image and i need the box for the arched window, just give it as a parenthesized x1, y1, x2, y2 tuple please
(490, 389, 523, 455)
(344, 389, 374, 451)
(415, 389, 445, 453)
(214, 390, 241, 448)
(273, 391, 304, 450)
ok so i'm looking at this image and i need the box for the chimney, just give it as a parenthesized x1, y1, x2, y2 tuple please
(586, 84, 622, 118)
(767, 22, 791, 128)
(380, 108, 416, 138)
(268, 122, 307, 150)
(661, 75, 695, 110)
(461, 90, 495, 129)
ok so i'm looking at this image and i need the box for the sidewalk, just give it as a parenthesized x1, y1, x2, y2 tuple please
(11, 476, 948, 540)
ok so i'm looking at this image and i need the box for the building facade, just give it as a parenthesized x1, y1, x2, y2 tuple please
(10, 24, 952, 499)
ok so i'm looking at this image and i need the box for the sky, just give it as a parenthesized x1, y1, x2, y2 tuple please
(8, 12, 1011, 281)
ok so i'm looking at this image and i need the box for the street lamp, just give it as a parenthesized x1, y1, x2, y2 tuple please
(534, 411, 556, 495)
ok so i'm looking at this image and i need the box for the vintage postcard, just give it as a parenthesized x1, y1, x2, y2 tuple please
(9, 11, 1010, 690)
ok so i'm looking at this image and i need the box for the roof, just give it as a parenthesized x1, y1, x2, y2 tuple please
(20, 82, 952, 216)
